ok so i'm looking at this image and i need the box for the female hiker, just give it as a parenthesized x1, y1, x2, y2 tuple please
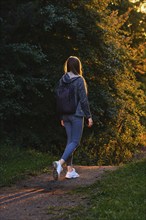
(53, 56, 93, 180)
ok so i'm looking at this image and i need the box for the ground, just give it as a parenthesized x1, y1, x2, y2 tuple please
(0, 165, 117, 220)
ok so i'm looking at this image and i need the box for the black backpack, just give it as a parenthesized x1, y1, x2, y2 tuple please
(56, 77, 80, 115)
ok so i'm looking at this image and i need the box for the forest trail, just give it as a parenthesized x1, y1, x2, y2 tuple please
(0, 165, 117, 220)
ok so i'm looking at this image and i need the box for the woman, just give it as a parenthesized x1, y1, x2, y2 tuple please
(53, 56, 93, 180)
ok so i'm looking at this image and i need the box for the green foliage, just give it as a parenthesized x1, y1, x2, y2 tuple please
(46, 158, 146, 220)
(87, 159, 146, 220)
(0, 144, 55, 186)
(0, 0, 145, 164)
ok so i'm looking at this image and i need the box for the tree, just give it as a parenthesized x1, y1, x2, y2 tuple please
(0, 0, 145, 164)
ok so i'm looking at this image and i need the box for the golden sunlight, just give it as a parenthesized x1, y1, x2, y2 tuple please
(139, 2, 146, 13)
(129, 0, 140, 2)
(129, 0, 146, 13)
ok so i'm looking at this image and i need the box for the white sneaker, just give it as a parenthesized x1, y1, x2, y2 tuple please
(65, 168, 80, 179)
(52, 161, 63, 180)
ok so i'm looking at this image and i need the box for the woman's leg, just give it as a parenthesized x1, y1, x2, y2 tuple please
(61, 120, 72, 167)
(53, 115, 84, 180)
(61, 116, 84, 164)
(66, 154, 73, 172)
(52, 118, 72, 180)
(66, 154, 73, 167)
(65, 123, 73, 169)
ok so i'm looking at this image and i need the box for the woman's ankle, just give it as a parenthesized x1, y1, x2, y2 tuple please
(59, 159, 65, 166)
(67, 166, 73, 172)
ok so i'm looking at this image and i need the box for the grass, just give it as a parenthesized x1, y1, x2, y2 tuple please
(57, 158, 146, 220)
(88, 159, 146, 220)
(1, 145, 146, 219)
(0, 145, 55, 186)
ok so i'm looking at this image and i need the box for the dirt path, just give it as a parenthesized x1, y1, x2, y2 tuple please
(0, 165, 116, 220)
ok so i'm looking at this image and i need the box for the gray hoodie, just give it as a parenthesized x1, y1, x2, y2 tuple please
(59, 72, 92, 119)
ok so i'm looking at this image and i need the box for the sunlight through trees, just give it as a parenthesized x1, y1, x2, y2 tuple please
(0, 0, 145, 165)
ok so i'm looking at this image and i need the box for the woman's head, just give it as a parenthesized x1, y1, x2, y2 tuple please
(64, 56, 82, 75)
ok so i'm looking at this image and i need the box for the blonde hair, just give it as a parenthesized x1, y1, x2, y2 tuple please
(64, 56, 82, 75)
(64, 56, 88, 94)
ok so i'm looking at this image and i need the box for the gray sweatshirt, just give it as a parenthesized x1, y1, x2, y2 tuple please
(59, 72, 92, 119)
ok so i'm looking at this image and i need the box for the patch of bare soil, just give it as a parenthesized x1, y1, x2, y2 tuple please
(0, 165, 117, 220)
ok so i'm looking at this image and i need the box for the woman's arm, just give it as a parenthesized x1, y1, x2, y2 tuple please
(78, 77, 92, 119)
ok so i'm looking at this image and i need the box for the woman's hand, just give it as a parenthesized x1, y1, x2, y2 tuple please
(61, 120, 64, 127)
(88, 118, 93, 128)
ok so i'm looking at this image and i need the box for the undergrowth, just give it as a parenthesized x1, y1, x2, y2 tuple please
(0, 145, 55, 186)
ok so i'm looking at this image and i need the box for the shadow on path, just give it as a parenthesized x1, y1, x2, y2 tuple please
(0, 166, 117, 220)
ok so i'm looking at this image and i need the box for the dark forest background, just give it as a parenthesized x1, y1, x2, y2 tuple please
(0, 0, 145, 165)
